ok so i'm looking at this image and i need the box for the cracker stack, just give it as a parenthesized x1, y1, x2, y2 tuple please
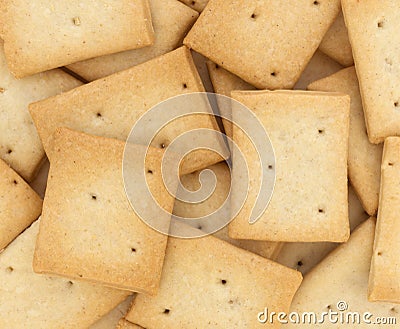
(1, 0, 400, 328)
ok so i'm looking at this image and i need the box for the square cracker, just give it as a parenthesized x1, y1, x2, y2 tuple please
(318, 10, 354, 67)
(368, 137, 400, 303)
(173, 161, 282, 260)
(276, 185, 369, 276)
(0, 159, 42, 250)
(287, 218, 399, 329)
(67, 0, 198, 81)
(184, 0, 341, 89)
(0, 40, 82, 181)
(33, 128, 175, 295)
(0, 0, 154, 78)
(29, 47, 228, 175)
(342, 0, 400, 143)
(229, 90, 350, 242)
(125, 228, 302, 328)
(0, 220, 130, 328)
(308, 67, 383, 216)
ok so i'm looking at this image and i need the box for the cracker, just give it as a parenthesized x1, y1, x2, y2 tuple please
(342, 0, 400, 143)
(308, 67, 383, 215)
(66, 0, 198, 81)
(287, 218, 399, 329)
(368, 137, 400, 303)
(33, 128, 175, 294)
(229, 90, 350, 242)
(116, 319, 143, 329)
(90, 296, 134, 329)
(29, 47, 227, 175)
(0, 220, 130, 328)
(0, 0, 154, 78)
(207, 61, 256, 138)
(293, 50, 343, 90)
(318, 10, 354, 67)
(0, 40, 82, 181)
(0, 159, 42, 250)
(125, 230, 302, 328)
(173, 161, 282, 260)
(276, 185, 369, 275)
(184, 0, 341, 89)
(179, 0, 209, 12)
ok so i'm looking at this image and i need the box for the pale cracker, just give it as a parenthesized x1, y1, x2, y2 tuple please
(319, 10, 354, 67)
(125, 229, 302, 328)
(184, 0, 341, 89)
(276, 184, 369, 275)
(173, 161, 282, 260)
(0, 159, 42, 250)
(0, 0, 154, 77)
(368, 137, 400, 302)
(0, 220, 130, 328)
(67, 0, 198, 81)
(308, 66, 383, 216)
(0, 40, 82, 181)
(29, 47, 228, 175)
(287, 218, 398, 329)
(342, 0, 400, 143)
(229, 90, 350, 242)
(33, 128, 176, 295)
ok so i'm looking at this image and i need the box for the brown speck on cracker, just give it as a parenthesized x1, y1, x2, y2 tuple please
(73, 17, 81, 26)
(0, 88, 5, 93)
